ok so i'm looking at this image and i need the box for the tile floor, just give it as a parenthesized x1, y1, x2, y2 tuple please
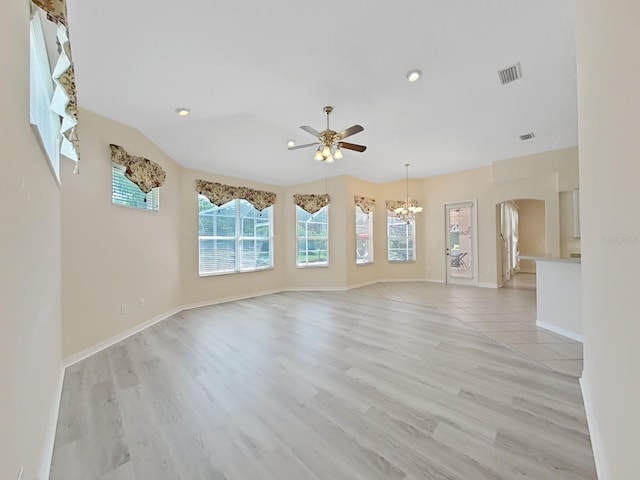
(349, 275, 584, 377)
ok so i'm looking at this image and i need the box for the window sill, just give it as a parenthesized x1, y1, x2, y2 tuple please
(356, 261, 374, 266)
(388, 260, 416, 264)
(296, 263, 329, 269)
(199, 266, 274, 277)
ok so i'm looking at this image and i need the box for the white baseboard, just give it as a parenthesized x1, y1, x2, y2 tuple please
(182, 288, 284, 310)
(536, 320, 584, 343)
(283, 285, 347, 292)
(40, 364, 65, 480)
(478, 281, 499, 289)
(345, 280, 379, 290)
(580, 375, 610, 480)
(62, 307, 183, 368)
(377, 277, 430, 284)
(423, 278, 446, 284)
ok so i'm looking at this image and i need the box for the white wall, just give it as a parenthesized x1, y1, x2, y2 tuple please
(0, 1, 64, 478)
(576, 1, 640, 478)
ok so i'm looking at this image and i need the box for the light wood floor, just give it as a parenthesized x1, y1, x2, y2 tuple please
(50, 288, 596, 479)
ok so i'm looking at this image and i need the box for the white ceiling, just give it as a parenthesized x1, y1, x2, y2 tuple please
(67, 0, 577, 186)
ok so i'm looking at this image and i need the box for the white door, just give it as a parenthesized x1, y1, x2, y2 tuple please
(445, 202, 477, 285)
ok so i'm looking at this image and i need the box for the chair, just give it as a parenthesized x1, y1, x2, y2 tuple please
(451, 252, 468, 269)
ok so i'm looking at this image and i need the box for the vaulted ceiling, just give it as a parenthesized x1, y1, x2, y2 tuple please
(68, 0, 577, 186)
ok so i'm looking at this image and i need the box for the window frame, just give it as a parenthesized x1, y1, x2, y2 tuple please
(111, 163, 160, 211)
(296, 205, 329, 268)
(29, 11, 61, 182)
(198, 196, 274, 276)
(387, 211, 416, 262)
(355, 206, 374, 265)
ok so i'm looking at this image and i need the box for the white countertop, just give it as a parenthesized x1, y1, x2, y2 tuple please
(519, 255, 581, 264)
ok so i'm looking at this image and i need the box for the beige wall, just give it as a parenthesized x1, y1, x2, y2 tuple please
(0, 1, 64, 478)
(420, 152, 571, 287)
(559, 191, 581, 259)
(61, 110, 183, 357)
(576, 1, 640, 478)
(516, 200, 546, 273)
(179, 168, 286, 305)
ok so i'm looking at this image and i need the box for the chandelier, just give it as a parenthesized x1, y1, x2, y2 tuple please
(394, 163, 423, 223)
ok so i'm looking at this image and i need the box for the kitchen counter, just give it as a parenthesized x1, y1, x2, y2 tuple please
(519, 255, 583, 342)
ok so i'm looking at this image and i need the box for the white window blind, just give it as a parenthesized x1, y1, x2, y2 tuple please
(296, 205, 329, 267)
(112, 164, 160, 211)
(29, 12, 61, 180)
(387, 212, 416, 261)
(355, 206, 374, 264)
(199, 196, 273, 276)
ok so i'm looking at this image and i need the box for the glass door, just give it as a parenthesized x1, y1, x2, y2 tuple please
(445, 202, 476, 285)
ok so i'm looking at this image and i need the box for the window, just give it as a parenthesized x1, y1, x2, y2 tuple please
(199, 196, 273, 276)
(387, 212, 416, 261)
(29, 12, 61, 179)
(112, 164, 160, 211)
(297, 205, 328, 267)
(355, 206, 374, 264)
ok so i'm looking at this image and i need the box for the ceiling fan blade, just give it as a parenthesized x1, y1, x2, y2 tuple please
(288, 142, 319, 150)
(340, 142, 367, 153)
(300, 126, 321, 137)
(337, 124, 364, 139)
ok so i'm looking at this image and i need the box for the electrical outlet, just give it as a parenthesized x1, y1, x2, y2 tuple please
(120, 304, 127, 315)
(139, 298, 145, 307)
(17, 466, 24, 480)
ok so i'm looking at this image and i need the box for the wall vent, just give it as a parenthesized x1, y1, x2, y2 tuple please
(498, 63, 522, 85)
(519, 132, 535, 141)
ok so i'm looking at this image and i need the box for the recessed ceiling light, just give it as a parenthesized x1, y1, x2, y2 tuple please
(287, 139, 296, 148)
(175, 108, 190, 117)
(406, 69, 422, 82)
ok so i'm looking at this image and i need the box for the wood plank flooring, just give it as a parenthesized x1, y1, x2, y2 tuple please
(50, 289, 596, 479)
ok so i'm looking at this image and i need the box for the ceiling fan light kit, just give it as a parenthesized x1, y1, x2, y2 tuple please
(289, 106, 367, 163)
(394, 163, 423, 224)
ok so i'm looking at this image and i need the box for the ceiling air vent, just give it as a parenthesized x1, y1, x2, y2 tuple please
(519, 132, 535, 141)
(498, 63, 522, 85)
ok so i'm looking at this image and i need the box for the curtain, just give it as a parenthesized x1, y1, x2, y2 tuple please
(196, 179, 276, 212)
(31, 0, 80, 170)
(501, 201, 520, 280)
(385, 200, 405, 212)
(354, 196, 376, 213)
(110, 144, 166, 194)
(293, 194, 330, 214)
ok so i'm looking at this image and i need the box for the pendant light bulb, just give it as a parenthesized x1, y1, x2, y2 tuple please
(333, 146, 343, 160)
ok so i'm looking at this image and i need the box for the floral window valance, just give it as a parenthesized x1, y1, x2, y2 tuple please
(195, 179, 276, 212)
(294, 194, 331, 215)
(110, 144, 166, 194)
(355, 196, 376, 214)
(385, 200, 406, 212)
(31, 0, 80, 170)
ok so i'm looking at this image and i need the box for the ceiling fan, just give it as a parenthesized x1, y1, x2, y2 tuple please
(288, 106, 367, 163)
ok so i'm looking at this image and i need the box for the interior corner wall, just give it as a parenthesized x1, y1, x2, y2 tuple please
(179, 168, 286, 305)
(61, 110, 183, 358)
(345, 176, 381, 287)
(516, 199, 546, 273)
(282, 176, 350, 290)
(576, 1, 640, 479)
(0, 1, 64, 479)
(421, 163, 563, 286)
(375, 178, 427, 282)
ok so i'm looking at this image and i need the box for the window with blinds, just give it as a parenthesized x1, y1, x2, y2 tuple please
(198, 195, 273, 276)
(387, 212, 416, 262)
(296, 205, 329, 267)
(112, 164, 159, 211)
(355, 206, 374, 264)
(29, 12, 61, 180)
